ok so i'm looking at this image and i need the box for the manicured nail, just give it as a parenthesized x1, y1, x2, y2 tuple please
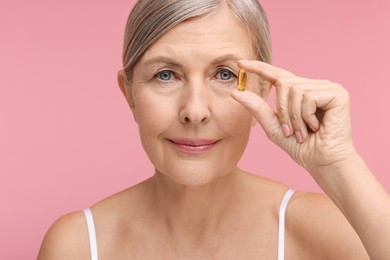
(282, 124, 290, 137)
(295, 130, 303, 143)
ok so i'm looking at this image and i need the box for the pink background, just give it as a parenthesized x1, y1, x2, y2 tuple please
(1, 0, 389, 258)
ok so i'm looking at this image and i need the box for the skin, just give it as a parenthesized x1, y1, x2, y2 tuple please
(38, 5, 390, 260)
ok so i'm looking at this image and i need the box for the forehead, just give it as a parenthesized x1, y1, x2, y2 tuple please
(140, 6, 256, 63)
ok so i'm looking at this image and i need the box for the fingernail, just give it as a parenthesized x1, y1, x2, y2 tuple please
(309, 124, 318, 133)
(295, 130, 303, 143)
(282, 124, 290, 137)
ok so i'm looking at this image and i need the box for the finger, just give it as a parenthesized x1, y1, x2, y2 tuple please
(285, 81, 339, 138)
(274, 76, 309, 137)
(301, 87, 350, 130)
(238, 60, 295, 86)
(311, 84, 350, 111)
(288, 86, 308, 143)
(237, 59, 345, 139)
(301, 92, 320, 132)
(275, 84, 293, 137)
(230, 89, 284, 145)
(238, 60, 307, 137)
(294, 83, 348, 134)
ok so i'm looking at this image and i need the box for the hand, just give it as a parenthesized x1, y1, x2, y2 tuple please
(231, 60, 357, 175)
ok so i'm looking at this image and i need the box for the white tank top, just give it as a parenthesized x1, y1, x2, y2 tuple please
(84, 189, 295, 260)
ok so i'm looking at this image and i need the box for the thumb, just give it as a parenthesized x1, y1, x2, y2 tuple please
(230, 89, 284, 144)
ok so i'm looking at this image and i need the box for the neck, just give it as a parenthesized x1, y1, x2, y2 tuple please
(149, 169, 243, 242)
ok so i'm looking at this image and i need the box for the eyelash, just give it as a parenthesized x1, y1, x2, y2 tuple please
(152, 68, 237, 84)
(215, 68, 237, 83)
(154, 70, 176, 81)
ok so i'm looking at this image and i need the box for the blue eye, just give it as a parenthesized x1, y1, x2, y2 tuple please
(156, 70, 173, 81)
(217, 69, 236, 81)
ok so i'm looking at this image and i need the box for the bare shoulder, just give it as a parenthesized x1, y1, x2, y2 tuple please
(37, 182, 148, 260)
(286, 192, 369, 259)
(37, 211, 90, 260)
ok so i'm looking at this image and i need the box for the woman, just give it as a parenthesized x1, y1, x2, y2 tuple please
(38, 0, 390, 259)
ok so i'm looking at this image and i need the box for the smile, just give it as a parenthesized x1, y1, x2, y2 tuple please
(169, 139, 219, 154)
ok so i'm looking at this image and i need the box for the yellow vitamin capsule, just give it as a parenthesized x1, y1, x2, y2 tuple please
(237, 69, 246, 91)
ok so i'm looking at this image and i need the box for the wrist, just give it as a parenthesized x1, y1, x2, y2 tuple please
(308, 146, 360, 177)
(308, 149, 367, 193)
(309, 150, 375, 207)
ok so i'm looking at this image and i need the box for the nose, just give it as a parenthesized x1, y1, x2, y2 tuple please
(179, 80, 211, 125)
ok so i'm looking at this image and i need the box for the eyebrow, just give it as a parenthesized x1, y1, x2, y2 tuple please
(209, 54, 241, 65)
(142, 56, 182, 68)
(142, 54, 241, 68)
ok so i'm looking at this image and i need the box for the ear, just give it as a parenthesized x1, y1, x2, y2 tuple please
(117, 70, 137, 122)
(117, 70, 135, 108)
(251, 116, 257, 126)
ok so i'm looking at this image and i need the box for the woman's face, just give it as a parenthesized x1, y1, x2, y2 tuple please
(122, 7, 267, 186)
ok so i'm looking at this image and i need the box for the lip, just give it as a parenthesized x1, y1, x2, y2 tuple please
(169, 138, 219, 154)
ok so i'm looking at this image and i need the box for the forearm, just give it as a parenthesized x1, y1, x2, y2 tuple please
(313, 153, 390, 260)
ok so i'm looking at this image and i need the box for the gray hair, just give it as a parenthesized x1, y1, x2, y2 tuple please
(122, 0, 272, 81)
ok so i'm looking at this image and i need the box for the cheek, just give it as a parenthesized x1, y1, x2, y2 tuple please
(133, 90, 176, 134)
(214, 98, 253, 135)
(133, 87, 253, 137)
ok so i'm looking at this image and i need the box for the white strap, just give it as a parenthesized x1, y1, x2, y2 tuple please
(84, 208, 98, 260)
(278, 189, 295, 260)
